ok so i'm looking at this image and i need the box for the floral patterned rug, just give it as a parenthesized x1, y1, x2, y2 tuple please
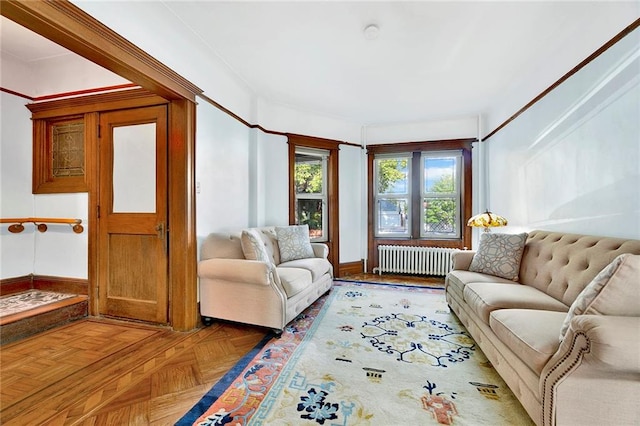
(0, 290, 76, 317)
(178, 281, 534, 425)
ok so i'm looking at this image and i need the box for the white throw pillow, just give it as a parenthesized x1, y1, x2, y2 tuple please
(559, 254, 639, 342)
(276, 225, 315, 263)
(240, 229, 271, 263)
(468, 232, 528, 281)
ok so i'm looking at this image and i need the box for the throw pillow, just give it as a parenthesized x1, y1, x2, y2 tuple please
(468, 232, 528, 281)
(275, 224, 315, 263)
(559, 254, 639, 341)
(240, 229, 271, 263)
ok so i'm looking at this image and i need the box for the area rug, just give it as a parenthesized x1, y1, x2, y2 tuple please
(0, 290, 76, 317)
(178, 281, 534, 425)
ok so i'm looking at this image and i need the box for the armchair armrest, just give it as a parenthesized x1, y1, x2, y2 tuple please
(198, 258, 273, 285)
(311, 243, 329, 259)
(451, 250, 475, 270)
(541, 315, 640, 426)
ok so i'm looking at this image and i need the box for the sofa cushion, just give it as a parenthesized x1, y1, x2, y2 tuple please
(446, 270, 515, 305)
(490, 309, 566, 375)
(464, 282, 568, 324)
(276, 225, 315, 262)
(469, 232, 528, 281)
(279, 258, 332, 282)
(277, 267, 313, 298)
(560, 254, 640, 341)
(240, 229, 271, 263)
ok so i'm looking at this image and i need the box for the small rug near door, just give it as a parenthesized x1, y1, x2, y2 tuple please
(0, 290, 76, 317)
(177, 281, 534, 425)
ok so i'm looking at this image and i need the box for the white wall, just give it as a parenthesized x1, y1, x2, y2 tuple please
(0, 48, 125, 279)
(196, 99, 252, 238)
(365, 116, 478, 145)
(255, 130, 289, 228)
(487, 27, 639, 240)
(339, 144, 364, 263)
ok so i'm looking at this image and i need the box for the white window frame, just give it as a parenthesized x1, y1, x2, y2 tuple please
(294, 147, 328, 242)
(374, 153, 412, 238)
(420, 150, 462, 239)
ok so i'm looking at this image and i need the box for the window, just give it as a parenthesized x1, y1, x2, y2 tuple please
(294, 148, 328, 241)
(368, 139, 473, 252)
(421, 151, 462, 238)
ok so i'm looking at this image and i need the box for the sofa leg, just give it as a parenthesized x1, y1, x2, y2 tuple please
(202, 316, 214, 327)
(272, 329, 283, 338)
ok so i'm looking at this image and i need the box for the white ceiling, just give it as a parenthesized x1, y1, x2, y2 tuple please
(0, 17, 72, 62)
(2, 2, 638, 128)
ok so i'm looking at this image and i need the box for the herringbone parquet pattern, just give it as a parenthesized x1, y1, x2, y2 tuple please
(0, 318, 266, 425)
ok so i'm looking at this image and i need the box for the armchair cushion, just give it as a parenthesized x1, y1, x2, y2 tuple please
(276, 225, 315, 262)
(559, 254, 640, 341)
(469, 232, 528, 281)
(241, 229, 271, 263)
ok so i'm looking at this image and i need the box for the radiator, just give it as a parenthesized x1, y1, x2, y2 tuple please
(374, 245, 456, 276)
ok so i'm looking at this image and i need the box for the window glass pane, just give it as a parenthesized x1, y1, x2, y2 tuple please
(296, 199, 324, 239)
(423, 197, 457, 235)
(377, 198, 409, 235)
(424, 156, 457, 193)
(377, 158, 409, 194)
(295, 153, 323, 194)
(112, 123, 156, 213)
(52, 121, 84, 177)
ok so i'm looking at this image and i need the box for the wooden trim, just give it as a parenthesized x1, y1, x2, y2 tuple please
(32, 275, 89, 295)
(288, 134, 341, 270)
(366, 139, 473, 271)
(1, 87, 34, 100)
(33, 83, 139, 102)
(0, 276, 33, 296)
(337, 261, 364, 277)
(27, 88, 168, 119)
(484, 18, 640, 141)
(1, 0, 202, 101)
(167, 99, 198, 331)
(197, 93, 363, 148)
(85, 111, 99, 316)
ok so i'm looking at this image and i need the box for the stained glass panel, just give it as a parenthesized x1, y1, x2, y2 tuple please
(52, 122, 84, 177)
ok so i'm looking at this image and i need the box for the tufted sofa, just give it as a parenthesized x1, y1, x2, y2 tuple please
(198, 227, 333, 332)
(445, 230, 640, 426)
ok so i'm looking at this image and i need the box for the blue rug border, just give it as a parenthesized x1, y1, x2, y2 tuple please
(174, 280, 443, 425)
(175, 333, 273, 425)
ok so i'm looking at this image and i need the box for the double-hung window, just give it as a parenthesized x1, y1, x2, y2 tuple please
(374, 154, 411, 237)
(371, 141, 471, 245)
(294, 147, 328, 242)
(421, 151, 462, 239)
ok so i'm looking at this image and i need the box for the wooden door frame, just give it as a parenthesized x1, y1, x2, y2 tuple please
(2, 1, 201, 331)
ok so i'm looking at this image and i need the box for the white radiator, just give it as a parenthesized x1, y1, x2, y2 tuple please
(374, 245, 456, 276)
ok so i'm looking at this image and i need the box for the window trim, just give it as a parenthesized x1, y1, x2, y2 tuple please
(288, 134, 340, 269)
(294, 147, 329, 242)
(367, 138, 474, 272)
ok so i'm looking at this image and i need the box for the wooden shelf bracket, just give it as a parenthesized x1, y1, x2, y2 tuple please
(1, 218, 84, 234)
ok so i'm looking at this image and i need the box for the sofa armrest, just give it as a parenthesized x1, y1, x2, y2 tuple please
(311, 243, 329, 259)
(451, 250, 475, 270)
(541, 315, 640, 426)
(198, 258, 272, 285)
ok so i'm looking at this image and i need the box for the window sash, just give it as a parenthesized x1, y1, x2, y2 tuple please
(420, 151, 462, 238)
(295, 148, 328, 241)
(374, 155, 412, 237)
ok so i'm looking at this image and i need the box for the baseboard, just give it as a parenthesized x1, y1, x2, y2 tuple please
(33, 275, 89, 295)
(337, 260, 364, 278)
(0, 275, 89, 296)
(0, 275, 33, 296)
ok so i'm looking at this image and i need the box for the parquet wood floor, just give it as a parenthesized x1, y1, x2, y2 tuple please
(0, 318, 266, 425)
(0, 275, 440, 425)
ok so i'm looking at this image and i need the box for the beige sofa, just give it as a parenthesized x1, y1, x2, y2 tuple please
(198, 227, 333, 332)
(445, 230, 640, 426)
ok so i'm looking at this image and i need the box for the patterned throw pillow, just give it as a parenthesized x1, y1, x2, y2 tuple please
(468, 232, 528, 281)
(559, 254, 639, 341)
(275, 225, 315, 263)
(240, 229, 271, 264)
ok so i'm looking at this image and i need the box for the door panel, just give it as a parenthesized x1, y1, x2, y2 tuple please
(98, 105, 168, 324)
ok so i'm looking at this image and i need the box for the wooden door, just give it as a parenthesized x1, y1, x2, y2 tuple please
(98, 105, 168, 323)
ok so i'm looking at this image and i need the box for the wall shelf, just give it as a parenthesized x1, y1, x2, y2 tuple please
(0, 217, 84, 234)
